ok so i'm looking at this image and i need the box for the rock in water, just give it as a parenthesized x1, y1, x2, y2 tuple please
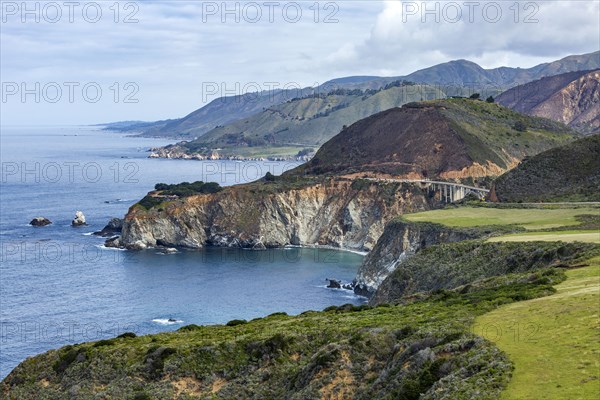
(94, 218, 123, 236)
(72, 211, 87, 227)
(104, 236, 121, 248)
(30, 217, 52, 226)
(326, 279, 341, 289)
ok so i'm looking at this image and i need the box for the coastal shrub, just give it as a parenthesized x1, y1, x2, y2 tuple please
(93, 339, 115, 347)
(178, 324, 202, 332)
(53, 346, 85, 374)
(138, 195, 163, 210)
(264, 172, 276, 181)
(246, 333, 290, 361)
(267, 312, 288, 318)
(513, 120, 527, 132)
(154, 181, 223, 197)
(117, 332, 137, 339)
(226, 319, 248, 327)
(144, 346, 177, 378)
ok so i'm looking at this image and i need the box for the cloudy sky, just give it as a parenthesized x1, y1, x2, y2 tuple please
(1, 0, 599, 125)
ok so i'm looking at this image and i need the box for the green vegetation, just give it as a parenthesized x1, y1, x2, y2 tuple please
(491, 134, 600, 202)
(437, 98, 574, 168)
(180, 84, 446, 155)
(137, 195, 167, 210)
(154, 181, 223, 197)
(403, 206, 599, 231)
(264, 172, 276, 182)
(4, 255, 575, 399)
(475, 257, 600, 399)
(488, 230, 600, 244)
(135, 181, 223, 210)
(372, 240, 600, 305)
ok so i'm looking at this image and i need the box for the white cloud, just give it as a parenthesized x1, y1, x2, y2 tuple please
(331, 0, 600, 74)
(1, 0, 598, 125)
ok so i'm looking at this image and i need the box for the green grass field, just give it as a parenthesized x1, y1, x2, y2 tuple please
(488, 230, 600, 244)
(403, 206, 599, 230)
(475, 257, 600, 400)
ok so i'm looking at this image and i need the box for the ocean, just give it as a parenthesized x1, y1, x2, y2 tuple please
(0, 126, 364, 379)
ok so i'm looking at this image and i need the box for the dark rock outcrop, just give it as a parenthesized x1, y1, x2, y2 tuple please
(326, 279, 341, 289)
(94, 218, 124, 237)
(29, 217, 52, 227)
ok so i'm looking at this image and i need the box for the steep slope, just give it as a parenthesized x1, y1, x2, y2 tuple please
(295, 99, 576, 180)
(156, 83, 446, 159)
(113, 178, 436, 251)
(489, 134, 600, 202)
(497, 70, 600, 133)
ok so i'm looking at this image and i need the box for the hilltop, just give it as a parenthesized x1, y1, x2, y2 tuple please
(155, 83, 447, 159)
(497, 69, 600, 134)
(489, 134, 600, 202)
(292, 98, 576, 181)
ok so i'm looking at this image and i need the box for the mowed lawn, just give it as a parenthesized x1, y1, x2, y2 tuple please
(474, 257, 600, 400)
(403, 206, 599, 230)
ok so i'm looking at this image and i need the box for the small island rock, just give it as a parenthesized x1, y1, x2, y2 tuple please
(104, 236, 121, 248)
(326, 279, 342, 289)
(30, 217, 52, 227)
(71, 211, 87, 227)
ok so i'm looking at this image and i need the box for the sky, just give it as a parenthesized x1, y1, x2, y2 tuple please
(1, 0, 599, 125)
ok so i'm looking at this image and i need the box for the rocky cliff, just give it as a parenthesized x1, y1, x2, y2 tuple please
(353, 220, 510, 296)
(115, 179, 436, 252)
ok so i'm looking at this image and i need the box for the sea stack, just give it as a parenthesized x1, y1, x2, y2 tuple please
(71, 211, 87, 227)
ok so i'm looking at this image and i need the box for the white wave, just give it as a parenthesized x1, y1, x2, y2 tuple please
(95, 244, 127, 251)
(152, 318, 183, 325)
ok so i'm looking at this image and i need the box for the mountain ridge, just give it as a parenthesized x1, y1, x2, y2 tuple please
(111, 51, 599, 139)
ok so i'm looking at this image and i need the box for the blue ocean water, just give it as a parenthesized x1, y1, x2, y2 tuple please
(0, 126, 364, 379)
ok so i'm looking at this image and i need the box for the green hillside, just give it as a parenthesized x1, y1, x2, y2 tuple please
(490, 134, 600, 202)
(179, 83, 446, 156)
(293, 98, 576, 179)
(5, 244, 592, 399)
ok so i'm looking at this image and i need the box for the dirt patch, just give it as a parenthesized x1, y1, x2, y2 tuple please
(171, 376, 203, 397)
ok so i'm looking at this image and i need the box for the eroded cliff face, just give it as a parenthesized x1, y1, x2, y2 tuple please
(354, 220, 491, 296)
(118, 179, 436, 252)
(531, 70, 600, 133)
